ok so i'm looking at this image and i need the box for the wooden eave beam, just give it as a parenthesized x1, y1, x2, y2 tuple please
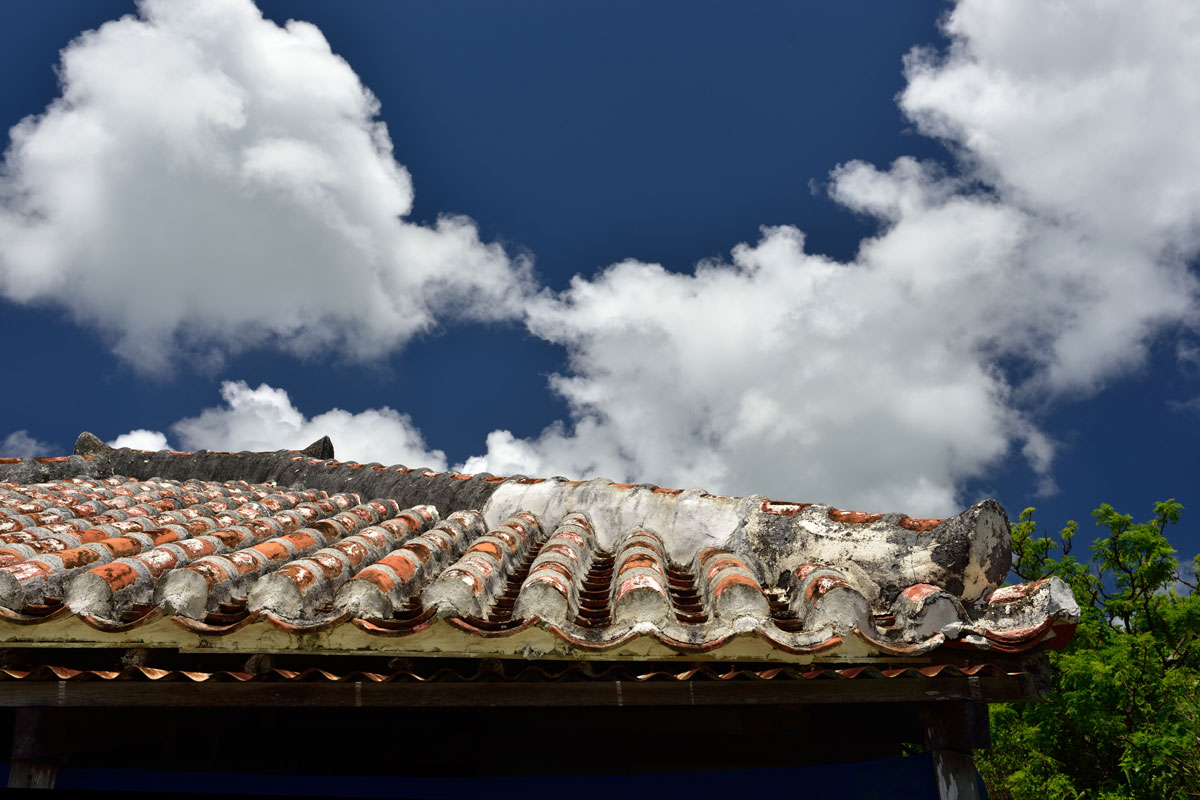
(0, 674, 1033, 708)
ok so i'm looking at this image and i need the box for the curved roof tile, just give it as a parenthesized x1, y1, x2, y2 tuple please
(0, 435, 1080, 663)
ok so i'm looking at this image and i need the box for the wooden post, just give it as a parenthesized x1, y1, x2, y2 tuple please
(930, 749, 980, 800)
(920, 699, 988, 800)
(8, 707, 58, 789)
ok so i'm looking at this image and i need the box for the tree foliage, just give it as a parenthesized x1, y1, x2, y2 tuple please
(977, 501, 1200, 799)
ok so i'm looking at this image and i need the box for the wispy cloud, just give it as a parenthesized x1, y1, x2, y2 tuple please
(0, 430, 55, 458)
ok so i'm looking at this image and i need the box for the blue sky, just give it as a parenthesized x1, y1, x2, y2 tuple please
(1, 0, 1199, 558)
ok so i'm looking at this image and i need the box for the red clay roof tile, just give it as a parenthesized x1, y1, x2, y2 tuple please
(0, 439, 1080, 666)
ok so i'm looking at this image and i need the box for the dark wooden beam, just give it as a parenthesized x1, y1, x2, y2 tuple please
(0, 704, 927, 774)
(920, 702, 990, 751)
(8, 708, 58, 789)
(0, 674, 1031, 708)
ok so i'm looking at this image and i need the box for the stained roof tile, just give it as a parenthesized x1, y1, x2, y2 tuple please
(0, 437, 1081, 666)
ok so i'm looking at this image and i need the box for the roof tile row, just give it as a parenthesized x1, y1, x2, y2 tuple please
(0, 469, 1079, 662)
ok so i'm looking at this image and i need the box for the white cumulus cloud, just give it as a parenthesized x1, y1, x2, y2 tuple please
(111, 380, 448, 469)
(23, 0, 1200, 517)
(0, 0, 531, 371)
(108, 430, 172, 451)
(460, 0, 1200, 515)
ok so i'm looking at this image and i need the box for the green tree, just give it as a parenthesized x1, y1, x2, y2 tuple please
(977, 501, 1200, 800)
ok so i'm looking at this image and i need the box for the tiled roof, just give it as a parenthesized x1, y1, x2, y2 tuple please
(0, 435, 1080, 664)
